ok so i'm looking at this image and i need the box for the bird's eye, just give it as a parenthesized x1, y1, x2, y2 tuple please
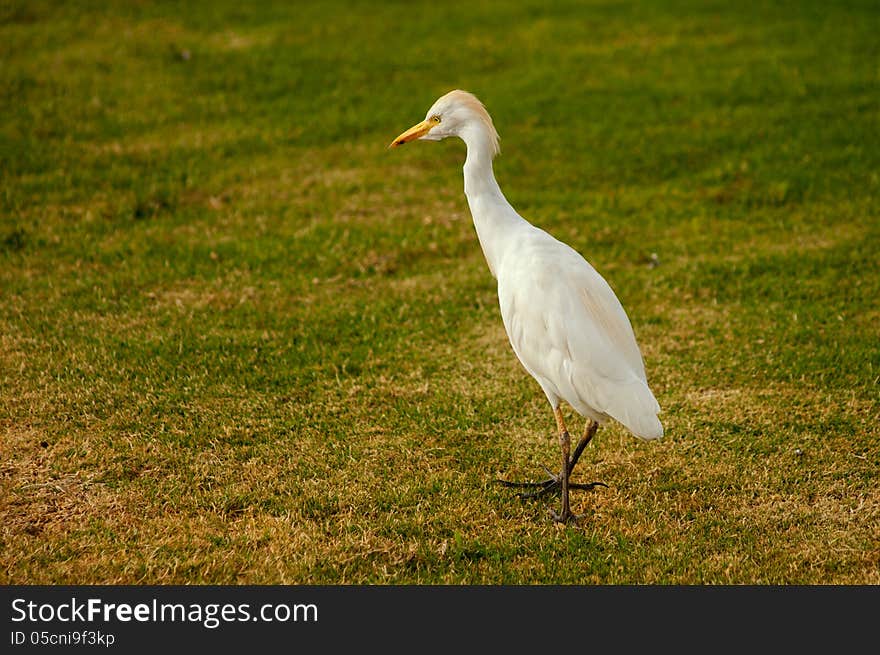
(431, 115, 441, 124)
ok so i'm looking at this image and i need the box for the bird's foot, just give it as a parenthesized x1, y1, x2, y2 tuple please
(496, 475, 559, 498)
(549, 507, 583, 524)
(496, 468, 607, 499)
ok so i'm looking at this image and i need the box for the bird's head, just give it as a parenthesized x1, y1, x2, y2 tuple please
(389, 89, 500, 156)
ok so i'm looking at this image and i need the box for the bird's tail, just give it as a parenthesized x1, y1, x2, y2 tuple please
(605, 379, 663, 440)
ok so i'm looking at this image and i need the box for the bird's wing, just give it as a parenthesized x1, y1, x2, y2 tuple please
(498, 230, 661, 439)
(567, 250, 646, 382)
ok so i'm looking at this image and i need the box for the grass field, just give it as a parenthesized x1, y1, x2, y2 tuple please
(2, 0, 878, 584)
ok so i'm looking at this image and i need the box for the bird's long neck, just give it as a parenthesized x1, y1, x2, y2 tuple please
(461, 125, 524, 278)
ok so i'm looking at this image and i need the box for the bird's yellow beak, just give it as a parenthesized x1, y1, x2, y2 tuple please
(388, 119, 434, 148)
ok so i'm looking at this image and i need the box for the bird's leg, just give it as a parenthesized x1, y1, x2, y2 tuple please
(569, 419, 599, 475)
(553, 407, 573, 523)
(496, 415, 607, 500)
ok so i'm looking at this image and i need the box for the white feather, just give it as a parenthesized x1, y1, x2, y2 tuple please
(497, 224, 662, 440)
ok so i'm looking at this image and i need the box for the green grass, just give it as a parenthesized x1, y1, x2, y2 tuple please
(2, 0, 878, 583)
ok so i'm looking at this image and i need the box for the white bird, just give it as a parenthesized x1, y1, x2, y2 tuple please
(390, 90, 662, 522)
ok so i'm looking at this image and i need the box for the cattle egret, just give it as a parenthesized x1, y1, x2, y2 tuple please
(390, 90, 662, 523)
